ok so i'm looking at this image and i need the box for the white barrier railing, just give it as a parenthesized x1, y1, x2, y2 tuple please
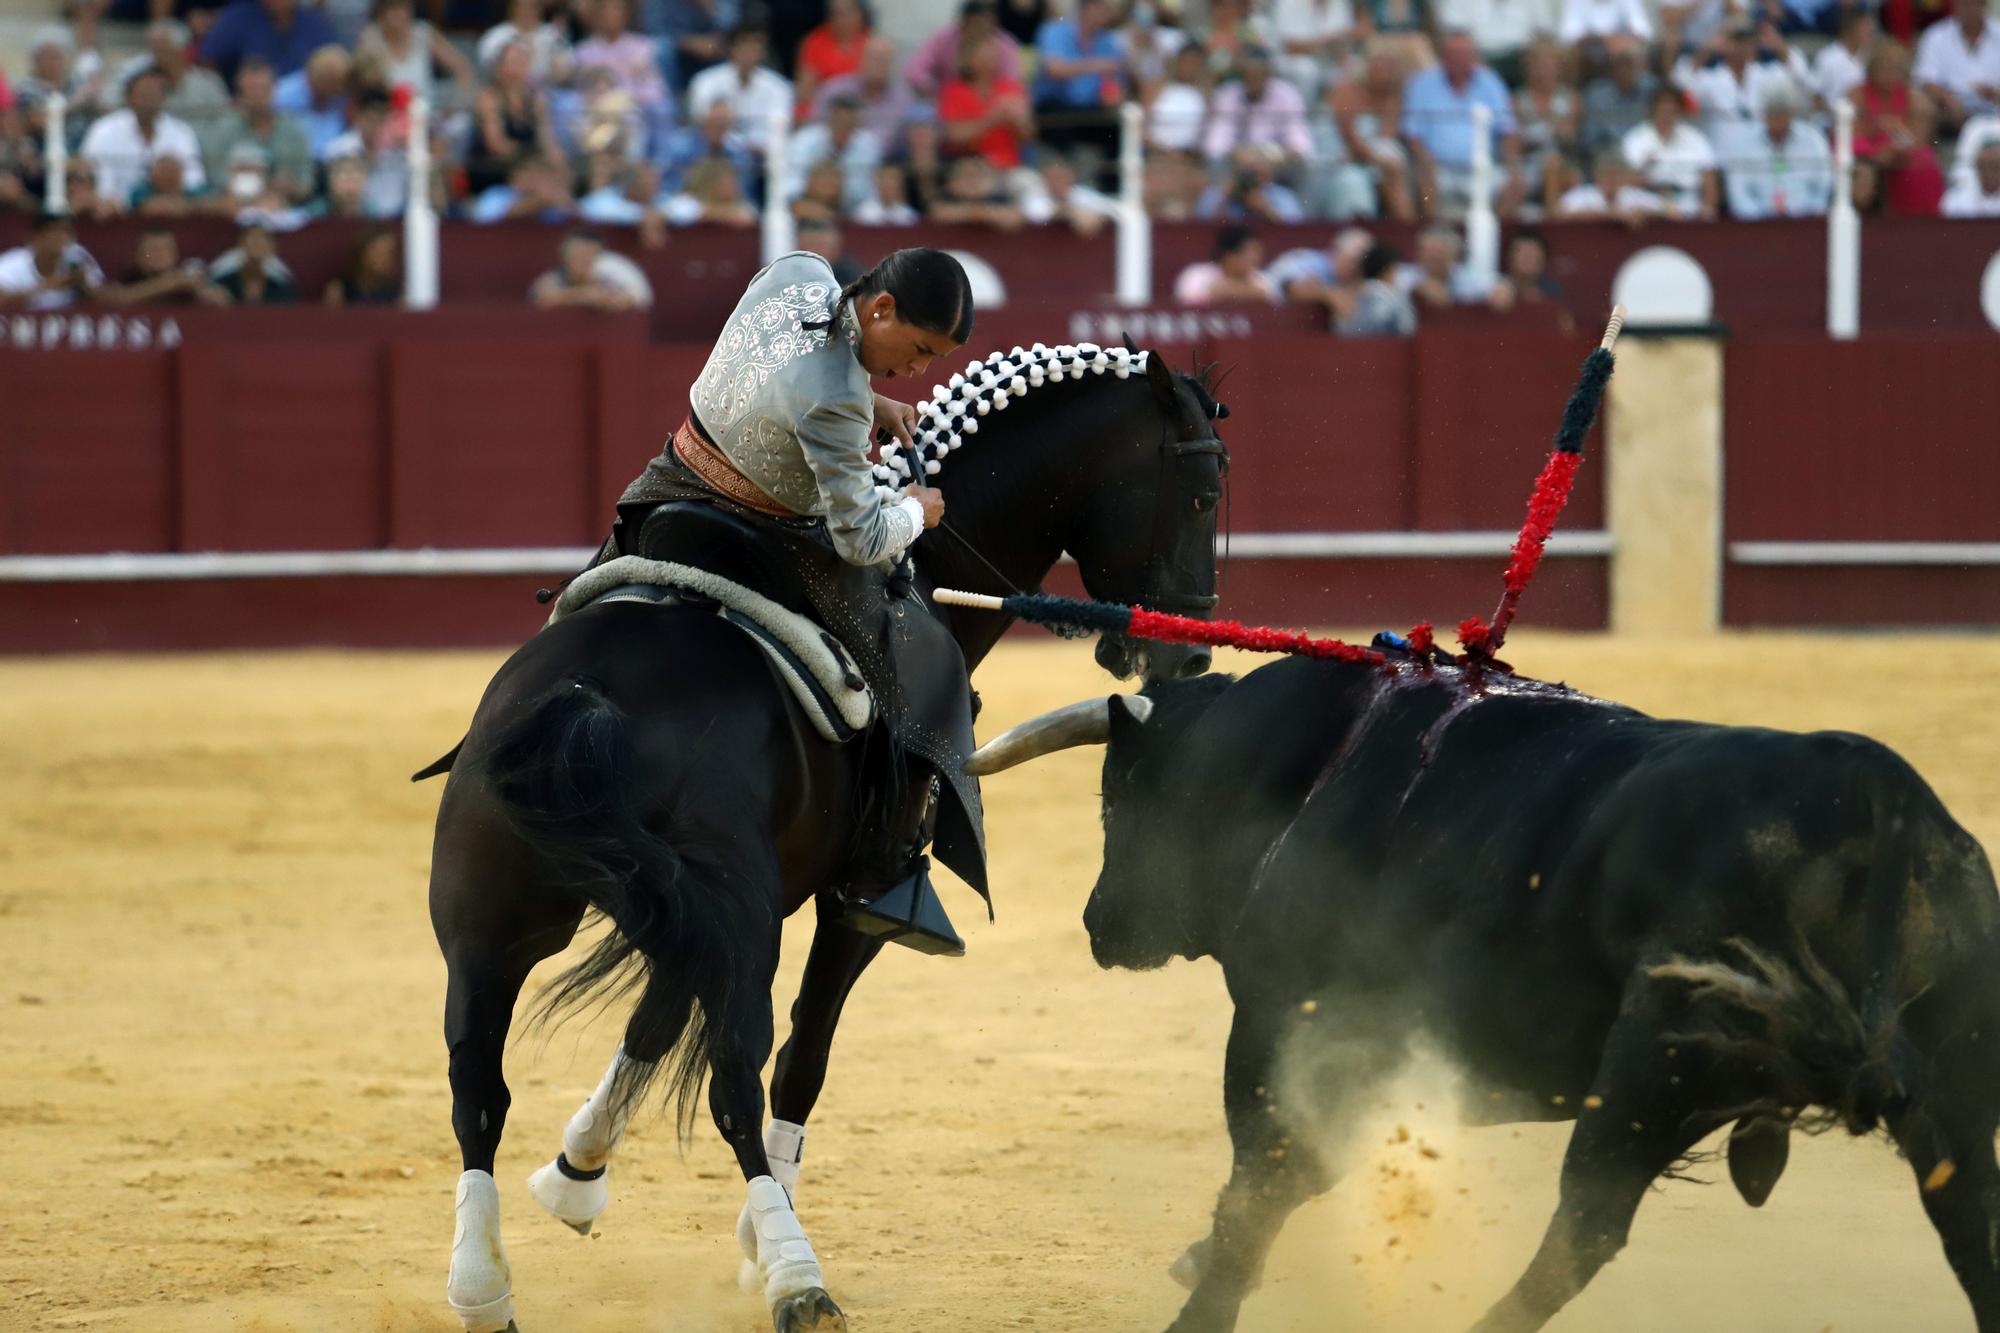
(43, 93, 67, 215)
(1465, 102, 1498, 287)
(1827, 99, 1860, 339)
(1115, 101, 1150, 307)
(403, 95, 439, 309)
(761, 105, 795, 266)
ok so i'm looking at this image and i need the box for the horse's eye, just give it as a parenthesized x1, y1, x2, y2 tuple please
(1194, 494, 1218, 513)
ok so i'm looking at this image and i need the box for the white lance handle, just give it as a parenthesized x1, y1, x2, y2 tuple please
(933, 588, 1007, 611)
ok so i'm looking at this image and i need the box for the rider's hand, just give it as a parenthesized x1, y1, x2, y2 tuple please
(905, 485, 945, 529)
(873, 392, 917, 451)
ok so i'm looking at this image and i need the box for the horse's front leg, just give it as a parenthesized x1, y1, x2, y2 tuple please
(717, 934, 849, 1332)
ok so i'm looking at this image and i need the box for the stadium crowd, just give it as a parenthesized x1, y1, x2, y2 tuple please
(2, 0, 1998, 313)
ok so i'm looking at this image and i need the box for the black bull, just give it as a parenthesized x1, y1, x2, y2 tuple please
(971, 652, 2000, 1333)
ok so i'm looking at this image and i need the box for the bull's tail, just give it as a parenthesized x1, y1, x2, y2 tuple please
(483, 673, 767, 1139)
(1648, 935, 1924, 1140)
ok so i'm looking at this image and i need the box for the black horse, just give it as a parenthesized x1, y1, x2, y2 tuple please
(426, 347, 1229, 1333)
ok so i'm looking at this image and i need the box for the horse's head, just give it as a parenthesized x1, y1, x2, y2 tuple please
(1067, 350, 1230, 683)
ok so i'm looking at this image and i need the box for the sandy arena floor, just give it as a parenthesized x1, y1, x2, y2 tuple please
(4, 631, 2000, 1333)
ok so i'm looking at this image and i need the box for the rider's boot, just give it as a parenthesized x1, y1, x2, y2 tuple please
(834, 778, 965, 956)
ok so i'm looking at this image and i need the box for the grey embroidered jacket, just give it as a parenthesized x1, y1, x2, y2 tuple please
(627, 250, 925, 568)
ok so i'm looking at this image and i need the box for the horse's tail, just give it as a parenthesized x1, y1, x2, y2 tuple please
(482, 672, 767, 1139)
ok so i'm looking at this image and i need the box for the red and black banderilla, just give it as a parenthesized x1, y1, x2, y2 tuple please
(935, 306, 1627, 670)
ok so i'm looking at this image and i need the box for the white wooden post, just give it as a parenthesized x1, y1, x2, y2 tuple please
(1827, 99, 1860, 339)
(1116, 101, 1150, 307)
(761, 105, 794, 265)
(403, 95, 439, 309)
(1465, 102, 1499, 287)
(43, 93, 68, 214)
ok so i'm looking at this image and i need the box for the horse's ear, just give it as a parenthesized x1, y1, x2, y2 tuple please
(1121, 332, 1139, 355)
(1143, 347, 1176, 403)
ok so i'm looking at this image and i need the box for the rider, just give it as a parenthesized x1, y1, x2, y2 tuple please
(608, 245, 979, 953)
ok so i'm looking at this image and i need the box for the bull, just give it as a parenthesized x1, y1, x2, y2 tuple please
(968, 649, 2000, 1333)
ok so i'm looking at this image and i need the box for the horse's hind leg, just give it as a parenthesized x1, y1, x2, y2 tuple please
(527, 1043, 654, 1235)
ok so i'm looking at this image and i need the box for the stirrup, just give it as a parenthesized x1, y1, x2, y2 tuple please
(838, 857, 965, 957)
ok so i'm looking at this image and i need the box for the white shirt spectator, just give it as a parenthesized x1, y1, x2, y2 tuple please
(1621, 118, 1716, 212)
(785, 123, 882, 209)
(1148, 80, 1208, 152)
(79, 108, 206, 203)
(1204, 74, 1316, 163)
(1812, 40, 1867, 108)
(1558, 0, 1651, 44)
(1950, 114, 2000, 191)
(1443, 0, 1559, 60)
(688, 62, 795, 152)
(324, 131, 409, 216)
(1942, 177, 2000, 215)
(852, 193, 921, 224)
(593, 250, 654, 306)
(1724, 120, 1832, 218)
(1914, 17, 2000, 119)
(1270, 0, 1355, 94)
(1019, 176, 1121, 224)
(1672, 54, 1810, 145)
(478, 21, 573, 84)
(0, 241, 103, 310)
(1556, 180, 1668, 216)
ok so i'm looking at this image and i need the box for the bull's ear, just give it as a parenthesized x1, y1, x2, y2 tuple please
(1143, 349, 1176, 405)
(1107, 693, 1154, 746)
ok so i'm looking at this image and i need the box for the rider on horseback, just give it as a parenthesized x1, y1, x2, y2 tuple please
(605, 246, 980, 954)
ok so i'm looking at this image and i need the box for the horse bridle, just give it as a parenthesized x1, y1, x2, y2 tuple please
(1136, 410, 1230, 619)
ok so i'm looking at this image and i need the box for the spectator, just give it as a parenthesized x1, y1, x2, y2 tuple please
(272, 45, 352, 162)
(788, 94, 881, 209)
(1557, 0, 1650, 48)
(1514, 35, 1577, 201)
(1951, 112, 2000, 194)
(530, 228, 652, 309)
(1326, 47, 1415, 220)
(210, 141, 300, 217)
(102, 226, 226, 304)
(796, 0, 871, 112)
(1443, 0, 1554, 85)
(790, 158, 848, 221)
(115, 19, 230, 121)
(1264, 224, 1371, 304)
(796, 217, 865, 284)
(1912, 0, 2000, 130)
(61, 159, 122, 219)
(0, 105, 39, 216)
(658, 154, 759, 224)
(208, 220, 297, 303)
(201, 0, 340, 87)
(80, 66, 207, 205)
(1851, 40, 1943, 216)
(998, 0, 1050, 45)
(656, 96, 757, 198)
(652, 0, 741, 93)
(359, 0, 476, 112)
(1034, 0, 1128, 157)
(0, 211, 103, 310)
(1020, 150, 1120, 231)
(578, 150, 663, 222)
(202, 57, 312, 203)
(324, 90, 412, 215)
(687, 24, 794, 152)
(1336, 240, 1417, 336)
(1147, 43, 1209, 153)
(575, 0, 672, 121)
(314, 151, 371, 216)
(1554, 143, 1667, 219)
(1271, 0, 1352, 99)
(1813, 7, 1875, 109)
(1621, 85, 1719, 218)
(1725, 81, 1832, 218)
(1123, 0, 1191, 94)
(1143, 146, 1208, 219)
(816, 35, 919, 154)
(930, 151, 1026, 226)
(1196, 144, 1307, 220)
(1672, 19, 1810, 152)
(479, 0, 575, 88)
(1173, 222, 1275, 303)
(472, 152, 577, 221)
(1579, 41, 1657, 155)
(324, 226, 402, 304)
(1400, 222, 1491, 305)
(899, 116, 948, 211)
(132, 151, 206, 213)
(1402, 28, 1525, 218)
(909, 0, 1024, 95)
(1204, 46, 1313, 172)
(940, 35, 1035, 169)
(1203, 0, 1281, 80)
(568, 66, 647, 164)
(1489, 227, 1564, 308)
(1942, 140, 2000, 214)
(17, 27, 107, 133)
(852, 160, 921, 222)
(467, 40, 565, 194)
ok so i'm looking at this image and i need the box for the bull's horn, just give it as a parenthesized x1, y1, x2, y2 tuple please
(965, 695, 1155, 776)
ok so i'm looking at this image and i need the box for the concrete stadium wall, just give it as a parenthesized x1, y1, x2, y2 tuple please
(1, 312, 1996, 652)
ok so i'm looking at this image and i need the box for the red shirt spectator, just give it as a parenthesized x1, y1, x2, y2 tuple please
(939, 37, 1032, 168)
(797, 0, 870, 110)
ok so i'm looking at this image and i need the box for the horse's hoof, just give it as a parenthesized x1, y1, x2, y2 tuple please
(528, 1156, 607, 1235)
(1169, 1237, 1210, 1289)
(772, 1286, 847, 1333)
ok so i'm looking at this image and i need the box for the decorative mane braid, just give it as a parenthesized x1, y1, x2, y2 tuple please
(872, 342, 1150, 496)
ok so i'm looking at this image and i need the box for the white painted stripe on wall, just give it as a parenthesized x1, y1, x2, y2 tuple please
(1729, 542, 2000, 567)
(0, 532, 1615, 583)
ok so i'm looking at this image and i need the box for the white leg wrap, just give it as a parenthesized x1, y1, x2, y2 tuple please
(743, 1174, 826, 1305)
(738, 1120, 808, 1290)
(565, 1046, 648, 1169)
(447, 1170, 514, 1333)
